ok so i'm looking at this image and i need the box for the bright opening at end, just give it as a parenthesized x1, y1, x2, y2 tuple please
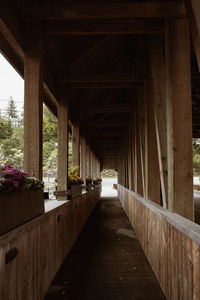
(101, 169, 118, 198)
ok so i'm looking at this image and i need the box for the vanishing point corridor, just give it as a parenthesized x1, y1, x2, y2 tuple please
(44, 193, 165, 300)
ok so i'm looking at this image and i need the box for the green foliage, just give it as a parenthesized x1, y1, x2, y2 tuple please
(6, 96, 18, 119)
(68, 166, 79, 177)
(26, 177, 44, 190)
(0, 102, 60, 177)
(44, 148, 58, 174)
(193, 139, 200, 175)
(43, 105, 57, 143)
(43, 141, 56, 166)
(101, 169, 118, 178)
(0, 117, 13, 139)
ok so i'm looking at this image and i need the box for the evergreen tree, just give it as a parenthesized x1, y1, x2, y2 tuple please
(0, 116, 13, 140)
(6, 96, 18, 119)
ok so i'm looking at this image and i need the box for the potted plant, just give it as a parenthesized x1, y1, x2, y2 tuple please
(86, 176, 92, 191)
(68, 166, 83, 199)
(0, 165, 44, 235)
(93, 178, 98, 186)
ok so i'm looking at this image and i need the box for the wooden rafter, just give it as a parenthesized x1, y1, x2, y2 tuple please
(44, 19, 164, 35)
(22, 2, 186, 20)
(80, 121, 128, 128)
(80, 106, 134, 113)
(185, 0, 200, 70)
(60, 81, 143, 89)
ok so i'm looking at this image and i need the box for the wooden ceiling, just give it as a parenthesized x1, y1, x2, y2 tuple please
(1, 0, 200, 168)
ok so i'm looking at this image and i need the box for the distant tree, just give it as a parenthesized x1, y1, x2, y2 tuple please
(6, 96, 18, 120)
(0, 116, 13, 140)
(43, 105, 57, 142)
(193, 139, 200, 175)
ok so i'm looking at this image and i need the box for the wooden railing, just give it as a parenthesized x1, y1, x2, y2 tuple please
(0, 187, 100, 300)
(118, 184, 200, 300)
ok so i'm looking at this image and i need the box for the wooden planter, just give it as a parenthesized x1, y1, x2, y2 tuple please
(86, 183, 92, 191)
(0, 189, 44, 235)
(70, 184, 82, 198)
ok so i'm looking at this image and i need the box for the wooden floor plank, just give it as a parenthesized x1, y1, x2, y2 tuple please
(44, 197, 165, 300)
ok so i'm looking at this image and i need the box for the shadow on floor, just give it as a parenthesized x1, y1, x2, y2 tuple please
(44, 197, 166, 300)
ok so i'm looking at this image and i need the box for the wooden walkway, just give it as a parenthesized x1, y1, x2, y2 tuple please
(44, 197, 165, 300)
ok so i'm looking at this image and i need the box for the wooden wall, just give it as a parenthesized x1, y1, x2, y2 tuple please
(118, 184, 200, 300)
(0, 188, 100, 300)
(118, 31, 194, 220)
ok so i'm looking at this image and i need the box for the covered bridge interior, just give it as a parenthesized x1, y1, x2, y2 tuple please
(1, 0, 200, 299)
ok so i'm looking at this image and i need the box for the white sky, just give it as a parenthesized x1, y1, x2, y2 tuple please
(0, 53, 24, 117)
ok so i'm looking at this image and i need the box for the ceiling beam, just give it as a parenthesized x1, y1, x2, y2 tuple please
(59, 73, 145, 82)
(80, 106, 134, 113)
(185, 0, 200, 70)
(0, 1, 25, 59)
(80, 121, 128, 128)
(59, 80, 143, 89)
(44, 19, 164, 35)
(88, 132, 124, 137)
(59, 73, 145, 90)
(22, 2, 186, 20)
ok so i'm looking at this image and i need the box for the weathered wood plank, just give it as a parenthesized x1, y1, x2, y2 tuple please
(23, 2, 186, 20)
(134, 109, 143, 195)
(118, 184, 200, 300)
(185, 0, 200, 71)
(72, 123, 80, 168)
(24, 22, 43, 180)
(80, 136, 86, 183)
(145, 81, 160, 204)
(44, 19, 164, 35)
(0, 189, 100, 300)
(57, 100, 68, 199)
(148, 35, 168, 208)
(165, 19, 194, 220)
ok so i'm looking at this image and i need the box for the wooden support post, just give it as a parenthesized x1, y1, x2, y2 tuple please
(80, 136, 86, 183)
(57, 100, 68, 199)
(121, 145, 125, 187)
(149, 36, 168, 208)
(138, 90, 146, 197)
(90, 150, 93, 178)
(72, 123, 80, 167)
(134, 109, 143, 195)
(128, 125, 133, 190)
(24, 22, 43, 180)
(128, 113, 135, 191)
(86, 144, 90, 177)
(145, 81, 160, 204)
(165, 19, 194, 220)
(184, 0, 200, 71)
(94, 155, 98, 179)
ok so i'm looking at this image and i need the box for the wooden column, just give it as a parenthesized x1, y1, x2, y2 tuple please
(128, 125, 133, 190)
(149, 36, 168, 208)
(129, 113, 135, 191)
(185, 0, 200, 70)
(138, 90, 146, 197)
(165, 19, 194, 220)
(80, 136, 86, 183)
(86, 144, 90, 177)
(24, 22, 43, 180)
(90, 150, 93, 178)
(94, 155, 98, 179)
(145, 81, 160, 204)
(57, 100, 68, 199)
(72, 123, 80, 167)
(134, 109, 143, 195)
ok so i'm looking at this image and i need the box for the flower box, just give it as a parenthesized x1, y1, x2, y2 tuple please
(86, 183, 92, 191)
(0, 189, 44, 235)
(70, 184, 82, 199)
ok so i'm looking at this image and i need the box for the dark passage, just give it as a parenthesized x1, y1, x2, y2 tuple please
(44, 197, 166, 300)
